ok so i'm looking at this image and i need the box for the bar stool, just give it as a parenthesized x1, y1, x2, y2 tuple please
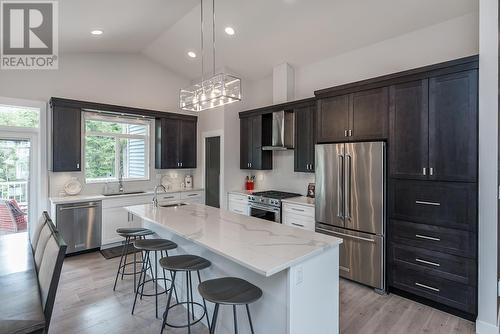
(198, 277, 263, 334)
(113, 227, 154, 291)
(131, 238, 179, 318)
(160, 255, 212, 334)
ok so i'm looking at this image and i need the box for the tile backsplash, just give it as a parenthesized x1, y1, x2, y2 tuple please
(49, 169, 197, 197)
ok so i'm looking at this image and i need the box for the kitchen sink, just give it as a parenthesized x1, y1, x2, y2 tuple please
(102, 191, 146, 196)
(159, 203, 187, 208)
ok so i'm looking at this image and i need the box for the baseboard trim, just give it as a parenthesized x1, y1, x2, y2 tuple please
(475, 319, 499, 334)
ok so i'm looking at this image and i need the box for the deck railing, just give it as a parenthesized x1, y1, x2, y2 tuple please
(0, 181, 28, 212)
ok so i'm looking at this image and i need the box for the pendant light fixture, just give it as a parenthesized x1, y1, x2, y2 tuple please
(179, 0, 241, 112)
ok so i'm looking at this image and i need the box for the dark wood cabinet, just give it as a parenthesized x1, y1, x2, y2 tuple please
(350, 87, 389, 141)
(316, 94, 349, 143)
(294, 104, 315, 172)
(389, 80, 429, 179)
(155, 118, 197, 169)
(240, 115, 272, 170)
(316, 87, 388, 143)
(390, 179, 477, 232)
(51, 104, 81, 172)
(389, 71, 478, 182)
(428, 70, 478, 182)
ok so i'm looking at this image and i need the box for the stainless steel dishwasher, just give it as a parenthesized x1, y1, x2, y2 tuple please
(56, 201, 102, 254)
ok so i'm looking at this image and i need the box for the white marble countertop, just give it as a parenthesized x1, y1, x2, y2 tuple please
(282, 196, 315, 207)
(126, 203, 342, 277)
(50, 188, 204, 204)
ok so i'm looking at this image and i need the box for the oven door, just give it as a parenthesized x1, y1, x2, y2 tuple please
(249, 203, 281, 223)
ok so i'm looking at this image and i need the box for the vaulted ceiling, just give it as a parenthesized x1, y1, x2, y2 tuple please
(60, 0, 478, 81)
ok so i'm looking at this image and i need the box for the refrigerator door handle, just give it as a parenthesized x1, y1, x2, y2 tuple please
(337, 154, 344, 218)
(345, 154, 352, 220)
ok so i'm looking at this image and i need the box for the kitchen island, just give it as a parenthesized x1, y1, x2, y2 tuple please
(126, 203, 342, 334)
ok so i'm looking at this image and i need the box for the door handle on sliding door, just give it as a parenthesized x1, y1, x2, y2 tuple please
(337, 154, 344, 218)
(345, 154, 352, 220)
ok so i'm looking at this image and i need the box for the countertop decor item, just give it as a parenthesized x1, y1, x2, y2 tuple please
(64, 178, 82, 196)
(307, 183, 315, 198)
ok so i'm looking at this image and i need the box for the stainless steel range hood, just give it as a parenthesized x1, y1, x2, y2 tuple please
(262, 110, 295, 150)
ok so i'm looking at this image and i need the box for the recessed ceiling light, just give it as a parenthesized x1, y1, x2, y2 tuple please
(224, 27, 235, 36)
(91, 30, 103, 36)
(187, 51, 197, 58)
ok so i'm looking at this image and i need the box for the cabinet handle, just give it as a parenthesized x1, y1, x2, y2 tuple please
(163, 196, 175, 199)
(187, 194, 198, 197)
(415, 282, 440, 292)
(415, 234, 441, 242)
(422, 167, 426, 176)
(291, 208, 305, 212)
(348, 129, 352, 137)
(415, 200, 441, 206)
(415, 258, 440, 267)
(344, 130, 348, 137)
(429, 167, 434, 176)
(291, 223, 305, 227)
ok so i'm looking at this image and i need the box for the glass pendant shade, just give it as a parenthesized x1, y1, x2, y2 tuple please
(180, 73, 242, 112)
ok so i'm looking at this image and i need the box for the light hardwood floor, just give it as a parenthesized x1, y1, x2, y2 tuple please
(50, 252, 475, 334)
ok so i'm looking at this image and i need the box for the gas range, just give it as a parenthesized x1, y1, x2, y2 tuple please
(248, 190, 301, 208)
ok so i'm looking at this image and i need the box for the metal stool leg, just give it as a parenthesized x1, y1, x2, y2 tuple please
(113, 235, 128, 291)
(233, 305, 238, 334)
(133, 237, 137, 290)
(210, 304, 219, 334)
(188, 272, 195, 320)
(121, 236, 131, 281)
(197, 270, 211, 329)
(154, 250, 159, 318)
(140, 251, 150, 300)
(161, 271, 176, 334)
(246, 304, 255, 334)
(186, 271, 191, 334)
(131, 251, 148, 314)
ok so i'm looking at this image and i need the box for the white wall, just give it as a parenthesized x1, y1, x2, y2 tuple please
(476, 0, 499, 333)
(0, 52, 197, 197)
(0, 53, 190, 112)
(231, 13, 479, 197)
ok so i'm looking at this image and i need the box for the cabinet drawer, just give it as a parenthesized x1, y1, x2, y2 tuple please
(389, 243, 475, 285)
(228, 193, 249, 204)
(102, 194, 154, 209)
(282, 203, 314, 218)
(390, 263, 476, 314)
(157, 193, 181, 202)
(229, 202, 249, 216)
(389, 220, 476, 258)
(181, 191, 203, 200)
(390, 180, 477, 231)
(283, 212, 315, 231)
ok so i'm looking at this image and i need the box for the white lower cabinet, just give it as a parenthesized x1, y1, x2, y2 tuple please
(101, 194, 153, 246)
(228, 193, 249, 216)
(282, 202, 315, 231)
(181, 190, 205, 204)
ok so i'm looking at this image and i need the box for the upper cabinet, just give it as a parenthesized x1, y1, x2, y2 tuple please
(316, 87, 388, 143)
(316, 94, 349, 143)
(389, 80, 429, 180)
(294, 104, 315, 173)
(350, 87, 389, 141)
(389, 70, 478, 182)
(51, 101, 82, 172)
(428, 70, 478, 182)
(155, 117, 197, 169)
(240, 114, 272, 170)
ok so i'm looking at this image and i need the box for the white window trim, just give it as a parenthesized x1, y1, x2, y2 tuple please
(83, 112, 151, 184)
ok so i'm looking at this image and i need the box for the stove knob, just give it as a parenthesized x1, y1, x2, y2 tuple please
(260, 198, 264, 202)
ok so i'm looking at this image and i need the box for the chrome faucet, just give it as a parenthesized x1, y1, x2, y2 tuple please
(153, 184, 166, 207)
(118, 165, 124, 193)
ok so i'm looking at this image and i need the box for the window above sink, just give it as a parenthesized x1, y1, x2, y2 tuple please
(83, 111, 151, 184)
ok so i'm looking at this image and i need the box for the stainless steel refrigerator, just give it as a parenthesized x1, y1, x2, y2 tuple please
(315, 141, 385, 292)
